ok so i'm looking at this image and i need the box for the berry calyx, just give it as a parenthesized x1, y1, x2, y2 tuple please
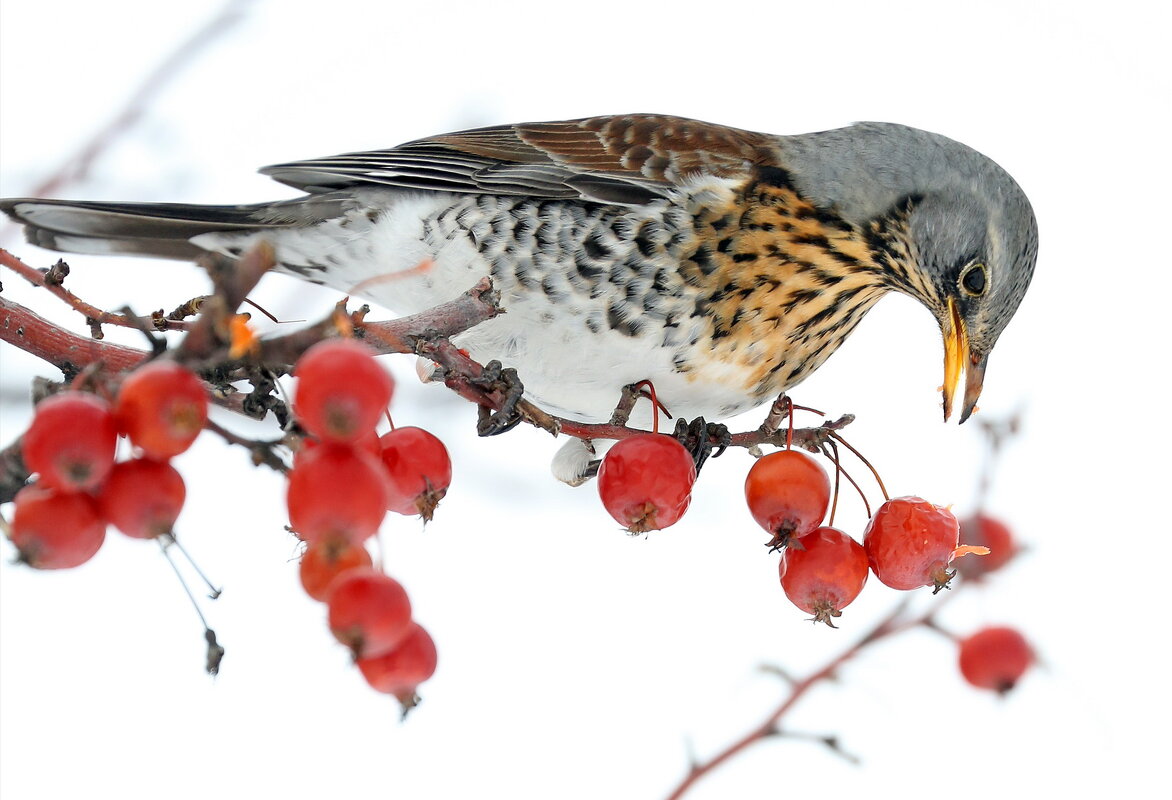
(357, 622, 438, 713)
(327, 568, 413, 660)
(294, 339, 394, 444)
(955, 514, 1018, 579)
(744, 449, 831, 551)
(596, 434, 696, 533)
(299, 539, 374, 602)
(22, 391, 117, 491)
(286, 444, 389, 547)
(98, 458, 187, 539)
(958, 626, 1034, 694)
(780, 526, 869, 627)
(115, 361, 208, 459)
(10, 484, 106, 569)
(863, 496, 960, 592)
(379, 427, 452, 522)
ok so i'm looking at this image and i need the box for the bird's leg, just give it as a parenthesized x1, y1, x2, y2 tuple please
(673, 417, 732, 474)
(473, 359, 525, 436)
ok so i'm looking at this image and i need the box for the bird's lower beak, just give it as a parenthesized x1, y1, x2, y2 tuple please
(942, 298, 987, 423)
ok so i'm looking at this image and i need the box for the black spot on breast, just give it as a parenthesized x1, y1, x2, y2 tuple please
(607, 304, 642, 337)
(689, 244, 716, 274)
(583, 234, 610, 260)
(732, 252, 758, 263)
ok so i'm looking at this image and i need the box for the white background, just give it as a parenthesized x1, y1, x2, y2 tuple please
(1, 1, 1169, 798)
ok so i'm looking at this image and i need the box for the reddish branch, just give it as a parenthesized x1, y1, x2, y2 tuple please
(0, 294, 149, 374)
(664, 594, 957, 800)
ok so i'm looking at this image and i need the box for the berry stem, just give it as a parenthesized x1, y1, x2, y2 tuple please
(828, 431, 889, 502)
(157, 536, 224, 675)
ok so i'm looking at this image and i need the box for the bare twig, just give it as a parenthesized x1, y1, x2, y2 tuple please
(2, 0, 255, 213)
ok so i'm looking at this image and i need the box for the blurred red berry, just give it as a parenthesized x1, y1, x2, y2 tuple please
(22, 391, 117, 491)
(780, 526, 869, 626)
(115, 361, 208, 459)
(596, 434, 696, 533)
(357, 622, 438, 711)
(294, 428, 381, 468)
(958, 626, 1034, 694)
(11, 484, 106, 569)
(287, 444, 389, 547)
(294, 339, 394, 443)
(327, 568, 413, 660)
(299, 539, 373, 602)
(379, 427, 452, 521)
(956, 514, 1018, 579)
(744, 449, 830, 551)
(98, 458, 186, 539)
(863, 496, 960, 591)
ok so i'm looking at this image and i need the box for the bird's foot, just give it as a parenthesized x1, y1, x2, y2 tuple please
(473, 360, 525, 436)
(673, 417, 731, 473)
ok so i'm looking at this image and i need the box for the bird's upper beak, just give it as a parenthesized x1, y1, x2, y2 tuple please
(942, 297, 987, 423)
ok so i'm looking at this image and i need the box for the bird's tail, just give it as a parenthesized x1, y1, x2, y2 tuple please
(0, 195, 347, 260)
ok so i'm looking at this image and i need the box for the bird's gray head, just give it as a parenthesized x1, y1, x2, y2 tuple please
(778, 122, 1039, 421)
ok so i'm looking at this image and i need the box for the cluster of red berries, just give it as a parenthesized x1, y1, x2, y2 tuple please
(742, 448, 988, 625)
(12, 360, 209, 568)
(286, 337, 451, 710)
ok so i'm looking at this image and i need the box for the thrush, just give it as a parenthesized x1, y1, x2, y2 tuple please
(1, 114, 1037, 473)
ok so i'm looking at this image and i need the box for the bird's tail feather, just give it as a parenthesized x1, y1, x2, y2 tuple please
(0, 196, 345, 260)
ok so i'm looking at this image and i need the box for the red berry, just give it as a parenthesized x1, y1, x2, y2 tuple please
(22, 391, 117, 491)
(863, 496, 960, 591)
(299, 539, 373, 602)
(287, 444, 389, 547)
(294, 428, 381, 468)
(97, 458, 186, 539)
(958, 626, 1034, 694)
(379, 427, 452, 521)
(294, 339, 394, 443)
(596, 434, 696, 533)
(744, 449, 830, 550)
(357, 622, 438, 711)
(327, 568, 413, 660)
(955, 514, 1017, 579)
(10, 484, 106, 569)
(115, 361, 208, 459)
(780, 526, 869, 627)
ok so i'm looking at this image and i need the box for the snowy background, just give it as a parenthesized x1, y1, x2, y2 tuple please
(1, 1, 1169, 798)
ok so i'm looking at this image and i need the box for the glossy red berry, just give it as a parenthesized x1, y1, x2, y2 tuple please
(10, 484, 106, 569)
(780, 526, 869, 626)
(115, 361, 208, 459)
(327, 568, 413, 660)
(596, 434, 696, 533)
(22, 391, 117, 491)
(287, 444, 389, 547)
(299, 539, 374, 602)
(955, 514, 1017, 579)
(379, 427, 452, 521)
(294, 339, 394, 443)
(98, 458, 186, 539)
(745, 449, 830, 550)
(958, 626, 1034, 694)
(863, 496, 960, 591)
(357, 622, 438, 711)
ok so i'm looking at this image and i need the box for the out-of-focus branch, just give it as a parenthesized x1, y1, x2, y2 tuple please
(4, 0, 255, 211)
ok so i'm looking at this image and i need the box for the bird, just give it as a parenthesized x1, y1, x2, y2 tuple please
(1, 114, 1037, 481)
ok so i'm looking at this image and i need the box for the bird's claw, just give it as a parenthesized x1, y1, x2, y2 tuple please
(474, 360, 524, 436)
(672, 417, 731, 473)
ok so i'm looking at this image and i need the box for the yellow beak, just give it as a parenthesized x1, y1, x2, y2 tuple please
(942, 298, 986, 423)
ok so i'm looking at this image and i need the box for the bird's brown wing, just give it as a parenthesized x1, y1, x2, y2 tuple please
(260, 115, 780, 205)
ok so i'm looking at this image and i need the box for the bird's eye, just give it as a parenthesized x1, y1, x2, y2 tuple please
(960, 263, 987, 296)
